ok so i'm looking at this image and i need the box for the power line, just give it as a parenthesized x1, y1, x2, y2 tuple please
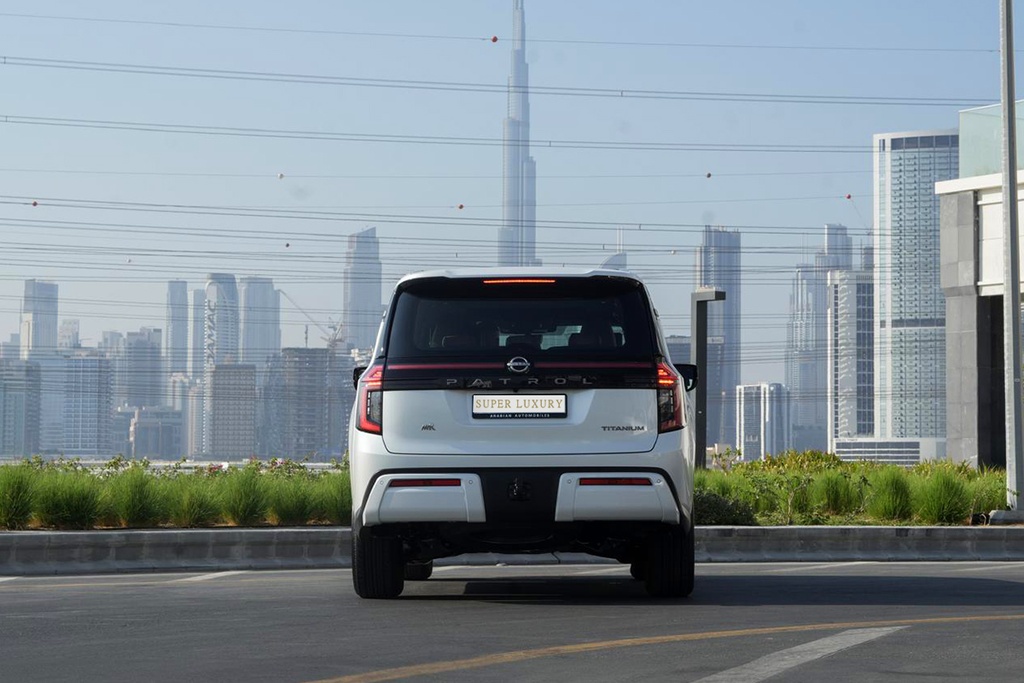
(0, 12, 1006, 54)
(0, 114, 872, 154)
(0, 56, 994, 107)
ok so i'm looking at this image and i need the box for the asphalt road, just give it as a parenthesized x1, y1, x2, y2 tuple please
(2, 562, 1024, 682)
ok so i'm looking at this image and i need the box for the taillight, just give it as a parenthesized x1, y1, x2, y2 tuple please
(356, 363, 384, 434)
(657, 362, 683, 433)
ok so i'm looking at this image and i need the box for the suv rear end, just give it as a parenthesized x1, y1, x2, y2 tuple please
(349, 269, 696, 598)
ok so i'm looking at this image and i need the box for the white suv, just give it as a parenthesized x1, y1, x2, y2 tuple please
(348, 269, 697, 598)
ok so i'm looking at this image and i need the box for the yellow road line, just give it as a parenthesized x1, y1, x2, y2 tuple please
(311, 613, 1024, 683)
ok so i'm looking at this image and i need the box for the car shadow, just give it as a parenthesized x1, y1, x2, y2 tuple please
(398, 571, 1024, 608)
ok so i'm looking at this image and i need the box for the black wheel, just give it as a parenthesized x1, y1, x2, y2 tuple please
(404, 560, 434, 581)
(352, 528, 404, 599)
(629, 560, 646, 581)
(643, 522, 695, 598)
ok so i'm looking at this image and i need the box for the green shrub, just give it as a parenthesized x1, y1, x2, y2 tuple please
(0, 464, 37, 529)
(220, 467, 269, 526)
(268, 475, 315, 526)
(312, 472, 351, 525)
(866, 468, 913, 521)
(736, 470, 783, 514)
(811, 470, 858, 515)
(693, 489, 757, 526)
(696, 469, 737, 499)
(917, 469, 972, 525)
(35, 472, 105, 530)
(968, 471, 1009, 515)
(164, 476, 220, 528)
(109, 467, 164, 527)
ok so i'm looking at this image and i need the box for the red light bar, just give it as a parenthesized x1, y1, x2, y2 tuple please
(578, 477, 652, 486)
(482, 278, 556, 285)
(388, 478, 462, 488)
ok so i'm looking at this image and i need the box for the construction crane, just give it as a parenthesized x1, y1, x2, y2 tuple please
(279, 290, 345, 351)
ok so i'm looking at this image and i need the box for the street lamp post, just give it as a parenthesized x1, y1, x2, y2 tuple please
(691, 288, 726, 470)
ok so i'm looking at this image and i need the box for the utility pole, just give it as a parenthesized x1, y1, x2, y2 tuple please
(1000, 0, 1024, 510)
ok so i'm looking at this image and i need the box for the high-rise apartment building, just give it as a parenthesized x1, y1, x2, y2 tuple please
(785, 224, 853, 452)
(0, 359, 41, 457)
(206, 363, 256, 459)
(122, 327, 163, 409)
(277, 348, 330, 459)
(129, 406, 182, 459)
(165, 281, 189, 380)
(63, 351, 113, 456)
(498, 0, 540, 267)
(736, 383, 791, 461)
(343, 228, 382, 351)
(190, 288, 206, 380)
(828, 247, 875, 452)
(239, 276, 281, 380)
(20, 279, 59, 359)
(695, 225, 741, 449)
(874, 131, 958, 450)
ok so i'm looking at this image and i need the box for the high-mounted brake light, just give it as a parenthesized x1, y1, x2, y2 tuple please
(656, 362, 683, 433)
(356, 363, 385, 434)
(482, 278, 556, 285)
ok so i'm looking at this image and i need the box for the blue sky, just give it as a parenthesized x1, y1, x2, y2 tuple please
(0, 0, 1009, 381)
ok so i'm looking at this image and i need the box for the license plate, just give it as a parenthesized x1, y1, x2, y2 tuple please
(472, 394, 567, 419)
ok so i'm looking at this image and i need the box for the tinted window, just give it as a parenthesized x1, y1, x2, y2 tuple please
(386, 277, 655, 360)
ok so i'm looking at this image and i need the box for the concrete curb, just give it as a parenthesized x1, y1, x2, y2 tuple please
(2, 526, 1023, 576)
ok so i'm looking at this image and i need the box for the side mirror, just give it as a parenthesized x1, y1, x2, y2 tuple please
(353, 366, 367, 389)
(674, 363, 698, 392)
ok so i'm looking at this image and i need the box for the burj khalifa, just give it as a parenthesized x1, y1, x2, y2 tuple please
(498, 0, 540, 267)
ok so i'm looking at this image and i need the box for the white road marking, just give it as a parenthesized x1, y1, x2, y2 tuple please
(691, 626, 907, 683)
(954, 563, 1024, 573)
(766, 561, 874, 573)
(573, 567, 629, 576)
(0, 577, 19, 583)
(170, 570, 249, 583)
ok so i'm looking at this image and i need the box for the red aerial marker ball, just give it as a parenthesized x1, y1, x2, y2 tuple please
(845, 194, 852, 200)
(706, 172, 712, 179)
(32, 200, 38, 207)
(491, 36, 498, 43)
(457, 203, 465, 210)
(285, 242, 290, 248)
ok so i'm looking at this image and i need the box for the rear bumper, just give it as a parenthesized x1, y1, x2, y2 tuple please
(360, 469, 682, 527)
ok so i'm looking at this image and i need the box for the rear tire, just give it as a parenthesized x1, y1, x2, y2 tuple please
(352, 528, 404, 599)
(404, 560, 434, 581)
(629, 560, 646, 581)
(643, 522, 695, 598)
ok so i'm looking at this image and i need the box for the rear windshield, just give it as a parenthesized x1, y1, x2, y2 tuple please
(385, 277, 656, 360)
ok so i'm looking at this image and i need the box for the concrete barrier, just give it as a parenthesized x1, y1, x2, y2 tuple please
(1, 526, 1023, 576)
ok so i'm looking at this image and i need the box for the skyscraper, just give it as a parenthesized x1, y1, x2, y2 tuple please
(239, 276, 281, 380)
(343, 228, 382, 351)
(58, 320, 80, 350)
(203, 273, 240, 454)
(695, 225, 741, 449)
(873, 131, 958, 449)
(19, 279, 58, 359)
(498, 0, 539, 267)
(736, 383, 791, 461)
(275, 348, 330, 459)
(828, 247, 875, 452)
(190, 288, 206, 380)
(0, 359, 41, 457)
(165, 281, 189, 380)
(785, 224, 852, 452)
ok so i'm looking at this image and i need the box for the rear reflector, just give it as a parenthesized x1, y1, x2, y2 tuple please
(388, 478, 462, 488)
(578, 477, 652, 486)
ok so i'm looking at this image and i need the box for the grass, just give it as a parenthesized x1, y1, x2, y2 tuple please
(0, 454, 1012, 530)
